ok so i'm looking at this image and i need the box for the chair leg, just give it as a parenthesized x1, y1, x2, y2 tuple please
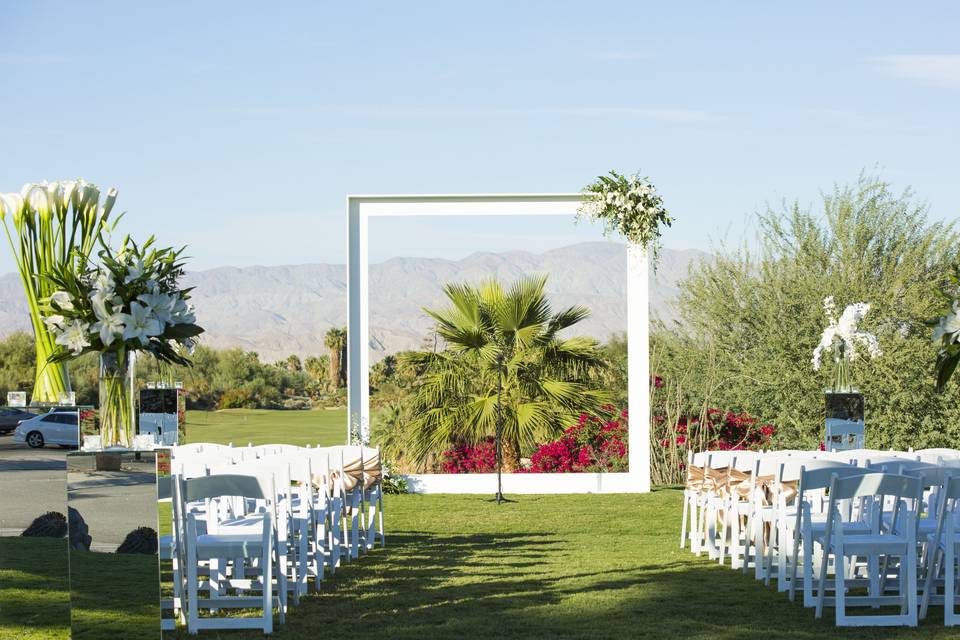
(947, 543, 957, 626)
(833, 551, 847, 625)
(681, 493, 690, 549)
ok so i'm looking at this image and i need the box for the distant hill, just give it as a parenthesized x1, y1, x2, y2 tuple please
(0, 243, 708, 362)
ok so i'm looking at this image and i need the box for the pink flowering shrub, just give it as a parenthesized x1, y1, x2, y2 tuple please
(440, 437, 496, 473)
(524, 405, 629, 473)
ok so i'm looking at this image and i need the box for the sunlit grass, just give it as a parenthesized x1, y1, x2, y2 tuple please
(184, 408, 347, 447)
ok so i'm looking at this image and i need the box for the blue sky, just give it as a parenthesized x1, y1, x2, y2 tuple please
(1, 2, 958, 271)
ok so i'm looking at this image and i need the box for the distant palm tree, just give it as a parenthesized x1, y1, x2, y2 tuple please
(401, 275, 610, 470)
(324, 327, 347, 390)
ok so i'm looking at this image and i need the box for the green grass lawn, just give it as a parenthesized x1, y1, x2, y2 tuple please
(184, 408, 347, 447)
(4, 490, 955, 639)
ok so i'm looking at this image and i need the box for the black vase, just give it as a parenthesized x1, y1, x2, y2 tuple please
(824, 391, 865, 451)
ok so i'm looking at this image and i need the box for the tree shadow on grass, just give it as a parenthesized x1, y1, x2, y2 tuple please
(222, 530, 958, 640)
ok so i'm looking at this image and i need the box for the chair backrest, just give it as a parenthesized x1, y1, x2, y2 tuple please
(798, 464, 871, 492)
(916, 448, 960, 464)
(182, 473, 272, 502)
(829, 472, 923, 502)
(866, 459, 930, 474)
(731, 451, 758, 472)
(779, 459, 852, 483)
(705, 451, 736, 469)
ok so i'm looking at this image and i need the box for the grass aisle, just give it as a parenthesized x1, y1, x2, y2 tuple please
(179, 490, 951, 640)
(3, 490, 955, 639)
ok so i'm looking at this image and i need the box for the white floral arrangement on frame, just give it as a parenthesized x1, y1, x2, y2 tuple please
(578, 170, 673, 267)
(811, 296, 881, 392)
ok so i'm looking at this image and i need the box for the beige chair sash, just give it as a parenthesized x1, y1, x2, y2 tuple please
(685, 465, 705, 493)
(362, 454, 382, 491)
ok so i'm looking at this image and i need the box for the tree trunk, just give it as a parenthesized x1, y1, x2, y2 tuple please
(337, 341, 347, 388)
(502, 437, 520, 472)
(328, 347, 340, 392)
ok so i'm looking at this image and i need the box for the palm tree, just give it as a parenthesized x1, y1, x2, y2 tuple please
(323, 327, 347, 390)
(400, 275, 610, 470)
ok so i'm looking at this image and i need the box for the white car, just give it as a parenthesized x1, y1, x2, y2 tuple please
(13, 410, 80, 448)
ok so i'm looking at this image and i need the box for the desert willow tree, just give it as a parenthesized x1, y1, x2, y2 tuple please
(668, 174, 960, 450)
(401, 275, 611, 471)
(0, 181, 118, 403)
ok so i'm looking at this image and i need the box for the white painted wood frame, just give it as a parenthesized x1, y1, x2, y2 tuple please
(347, 194, 650, 493)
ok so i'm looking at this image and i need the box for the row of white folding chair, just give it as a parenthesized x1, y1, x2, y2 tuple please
(682, 449, 960, 626)
(783, 460, 960, 626)
(175, 471, 281, 635)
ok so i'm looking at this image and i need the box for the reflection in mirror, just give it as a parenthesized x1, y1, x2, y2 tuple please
(0, 406, 82, 638)
(67, 449, 160, 638)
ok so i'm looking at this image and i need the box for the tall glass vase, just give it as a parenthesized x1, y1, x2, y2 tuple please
(99, 351, 136, 448)
(30, 316, 71, 405)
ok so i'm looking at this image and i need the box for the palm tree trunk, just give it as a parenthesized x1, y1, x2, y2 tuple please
(502, 437, 520, 472)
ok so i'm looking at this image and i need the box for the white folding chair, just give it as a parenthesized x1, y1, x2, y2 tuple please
(177, 473, 279, 635)
(789, 464, 873, 607)
(814, 472, 923, 627)
(920, 474, 960, 625)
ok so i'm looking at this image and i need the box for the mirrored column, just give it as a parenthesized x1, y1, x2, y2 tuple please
(67, 450, 161, 638)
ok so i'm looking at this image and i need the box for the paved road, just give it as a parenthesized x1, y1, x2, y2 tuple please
(0, 434, 68, 535)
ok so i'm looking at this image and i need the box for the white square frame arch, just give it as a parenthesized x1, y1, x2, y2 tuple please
(347, 194, 650, 493)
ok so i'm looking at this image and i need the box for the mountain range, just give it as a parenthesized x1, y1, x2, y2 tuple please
(0, 243, 707, 362)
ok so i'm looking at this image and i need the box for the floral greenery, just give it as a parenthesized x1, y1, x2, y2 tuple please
(0, 179, 119, 402)
(440, 437, 497, 473)
(930, 262, 960, 391)
(41, 235, 203, 365)
(40, 235, 203, 447)
(579, 170, 672, 266)
(380, 459, 409, 494)
(524, 405, 628, 473)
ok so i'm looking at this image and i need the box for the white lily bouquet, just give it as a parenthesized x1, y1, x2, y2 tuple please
(579, 170, 673, 266)
(811, 296, 881, 392)
(43, 236, 203, 448)
(930, 266, 960, 391)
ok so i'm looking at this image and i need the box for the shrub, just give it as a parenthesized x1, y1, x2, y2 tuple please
(525, 405, 629, 473)
(652, 405, 776, 484)
(440, 437, 496, 473)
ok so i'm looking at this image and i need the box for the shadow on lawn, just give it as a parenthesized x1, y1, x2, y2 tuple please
(260, 529, 953, 640)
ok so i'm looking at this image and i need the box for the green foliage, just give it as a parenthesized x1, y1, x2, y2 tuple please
(580, 170, 673, 264)
(658, 174, 960, 450)
(400, 275, 611, 468)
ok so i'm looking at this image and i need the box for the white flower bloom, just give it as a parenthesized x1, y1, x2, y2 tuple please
(92, 269, 115, 292)
(932, 302, 960, 344)
(124, 259, 145, 283)
(170, 297, 196, 325)
(50, 291, 74, 311)
(44, 314, 66, 334)
(812, 299, 880, 371)
(90, 289, 121, 321)
(120, 301, 163, 346)
(55, 320, 91, 355)
(92, 311, 126, 347)
(138, 290, 175, 325)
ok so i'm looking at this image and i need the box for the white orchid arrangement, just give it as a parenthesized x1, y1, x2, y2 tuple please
(42, 235, 203, 365)
(579, 170, 673, 267)
(811, 296, 882, 391)
(929, 265, 960, 391)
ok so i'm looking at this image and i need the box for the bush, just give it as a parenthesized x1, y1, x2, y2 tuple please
(525, 406, 629, 473)
(440, 437, 496, 473)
